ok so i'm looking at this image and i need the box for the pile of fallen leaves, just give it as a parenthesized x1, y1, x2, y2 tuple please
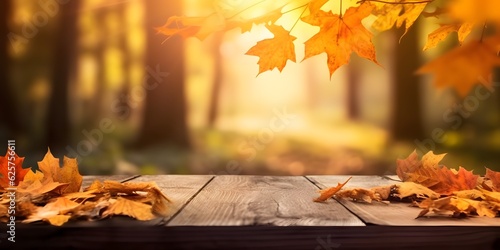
(0, 149, 171, 226)
(315, 150, 500, 219)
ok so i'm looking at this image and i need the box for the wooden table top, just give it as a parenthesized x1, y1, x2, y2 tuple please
(10, 175, 500, 250)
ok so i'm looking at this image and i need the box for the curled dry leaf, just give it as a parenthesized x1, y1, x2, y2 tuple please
(479, 188, 500, 203)
(335, 182, 438, 204)
(485, 168, 500, 192)
(336, 188, 382, 203)
(393, 182, 440, 200)
(103, 197, 155, 221)
(453, 190, 485, 200)
(417, 197, 500, 218)
(314, 177, 352, 202)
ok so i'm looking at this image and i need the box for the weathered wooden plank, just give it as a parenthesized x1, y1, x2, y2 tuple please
(168, 175, 364, 226)
(81, 175, 137, 188)
(15, 225, 500, 249)
(128, 175, 214, 222)
(308, 175, 500, 226)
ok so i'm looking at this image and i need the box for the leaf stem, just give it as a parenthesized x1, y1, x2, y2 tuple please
(340, 0, 343, 18)
(227, 0, 267, 19)
(480, 22, 487, 43)
(282, 3, 309, 15)
(289, 4, 308, 33)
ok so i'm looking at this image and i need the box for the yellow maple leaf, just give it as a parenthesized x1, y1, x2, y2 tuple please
(417, 196, 499, 218)
(245, 24, 297, 75)
(371, 0, 429, 36)
(423, 22, 474, 50)
(156, 2, 286, 40)
(103, 197, 155, 221)
(417, 37, 500, 96)
(37, 149, 83, 194)
(301, 3, 379, 77)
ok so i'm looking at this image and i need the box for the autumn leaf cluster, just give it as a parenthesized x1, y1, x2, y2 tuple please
(0, 149, 172, 226)
(315, 150, 500, 219)
(159, 0, 500, 97)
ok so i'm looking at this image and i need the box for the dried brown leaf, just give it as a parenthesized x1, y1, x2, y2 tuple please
(314, 177, 352, 202)
(103, 197, 155, 221)
(336, 188, 381, 203)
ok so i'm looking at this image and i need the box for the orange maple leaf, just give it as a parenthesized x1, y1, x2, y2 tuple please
(156, 16, 207, 39)
(448, 0, 500, 24)
(417, 37, 500, 97)
(307, 0, 328, 14)
(0, 148, 30, 188)
(37, 149, 83, 194)
(397, 151, 478, 195)
(245, 24, 296, 75)
(485, 168, 500, 192)
(314, 176, 352, 202)
(301, 3, 379, 77)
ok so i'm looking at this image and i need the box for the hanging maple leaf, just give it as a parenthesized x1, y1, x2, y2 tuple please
(156, 2, 286, 40)
(307, 0, 328, 15)
(301, 3, 379, 77)
(370, 0, 429, 36)
(245, 24, 297, 75)
(417, 36, 500, 97)
(423, 22, 474, 50)
(0, 148, 30, 188)
(37, 149, 83, 194)
(447, 0, 500, 24)
(227, 7, 284, 33)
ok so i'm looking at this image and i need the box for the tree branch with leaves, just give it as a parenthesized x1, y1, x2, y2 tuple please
(157, 0, 500, 97)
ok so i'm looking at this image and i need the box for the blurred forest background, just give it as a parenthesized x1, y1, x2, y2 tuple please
(1, 0, 500, 175)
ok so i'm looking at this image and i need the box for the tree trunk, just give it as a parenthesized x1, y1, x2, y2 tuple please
(136, 0, 190, 149)
(92, 9, 106, 125)
(346, 59, 361, 120)
(0, 0, 22, 140)
(117, 4, 132, 121)
(46, 0, 80, 153)
(207, 32, 224, 128)
(390, 24, 424, 141)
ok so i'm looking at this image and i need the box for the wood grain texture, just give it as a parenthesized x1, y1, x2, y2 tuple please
(308, 175, 500, 226)
(168, 175, 364, 226)
(128, 175, 214, 222)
